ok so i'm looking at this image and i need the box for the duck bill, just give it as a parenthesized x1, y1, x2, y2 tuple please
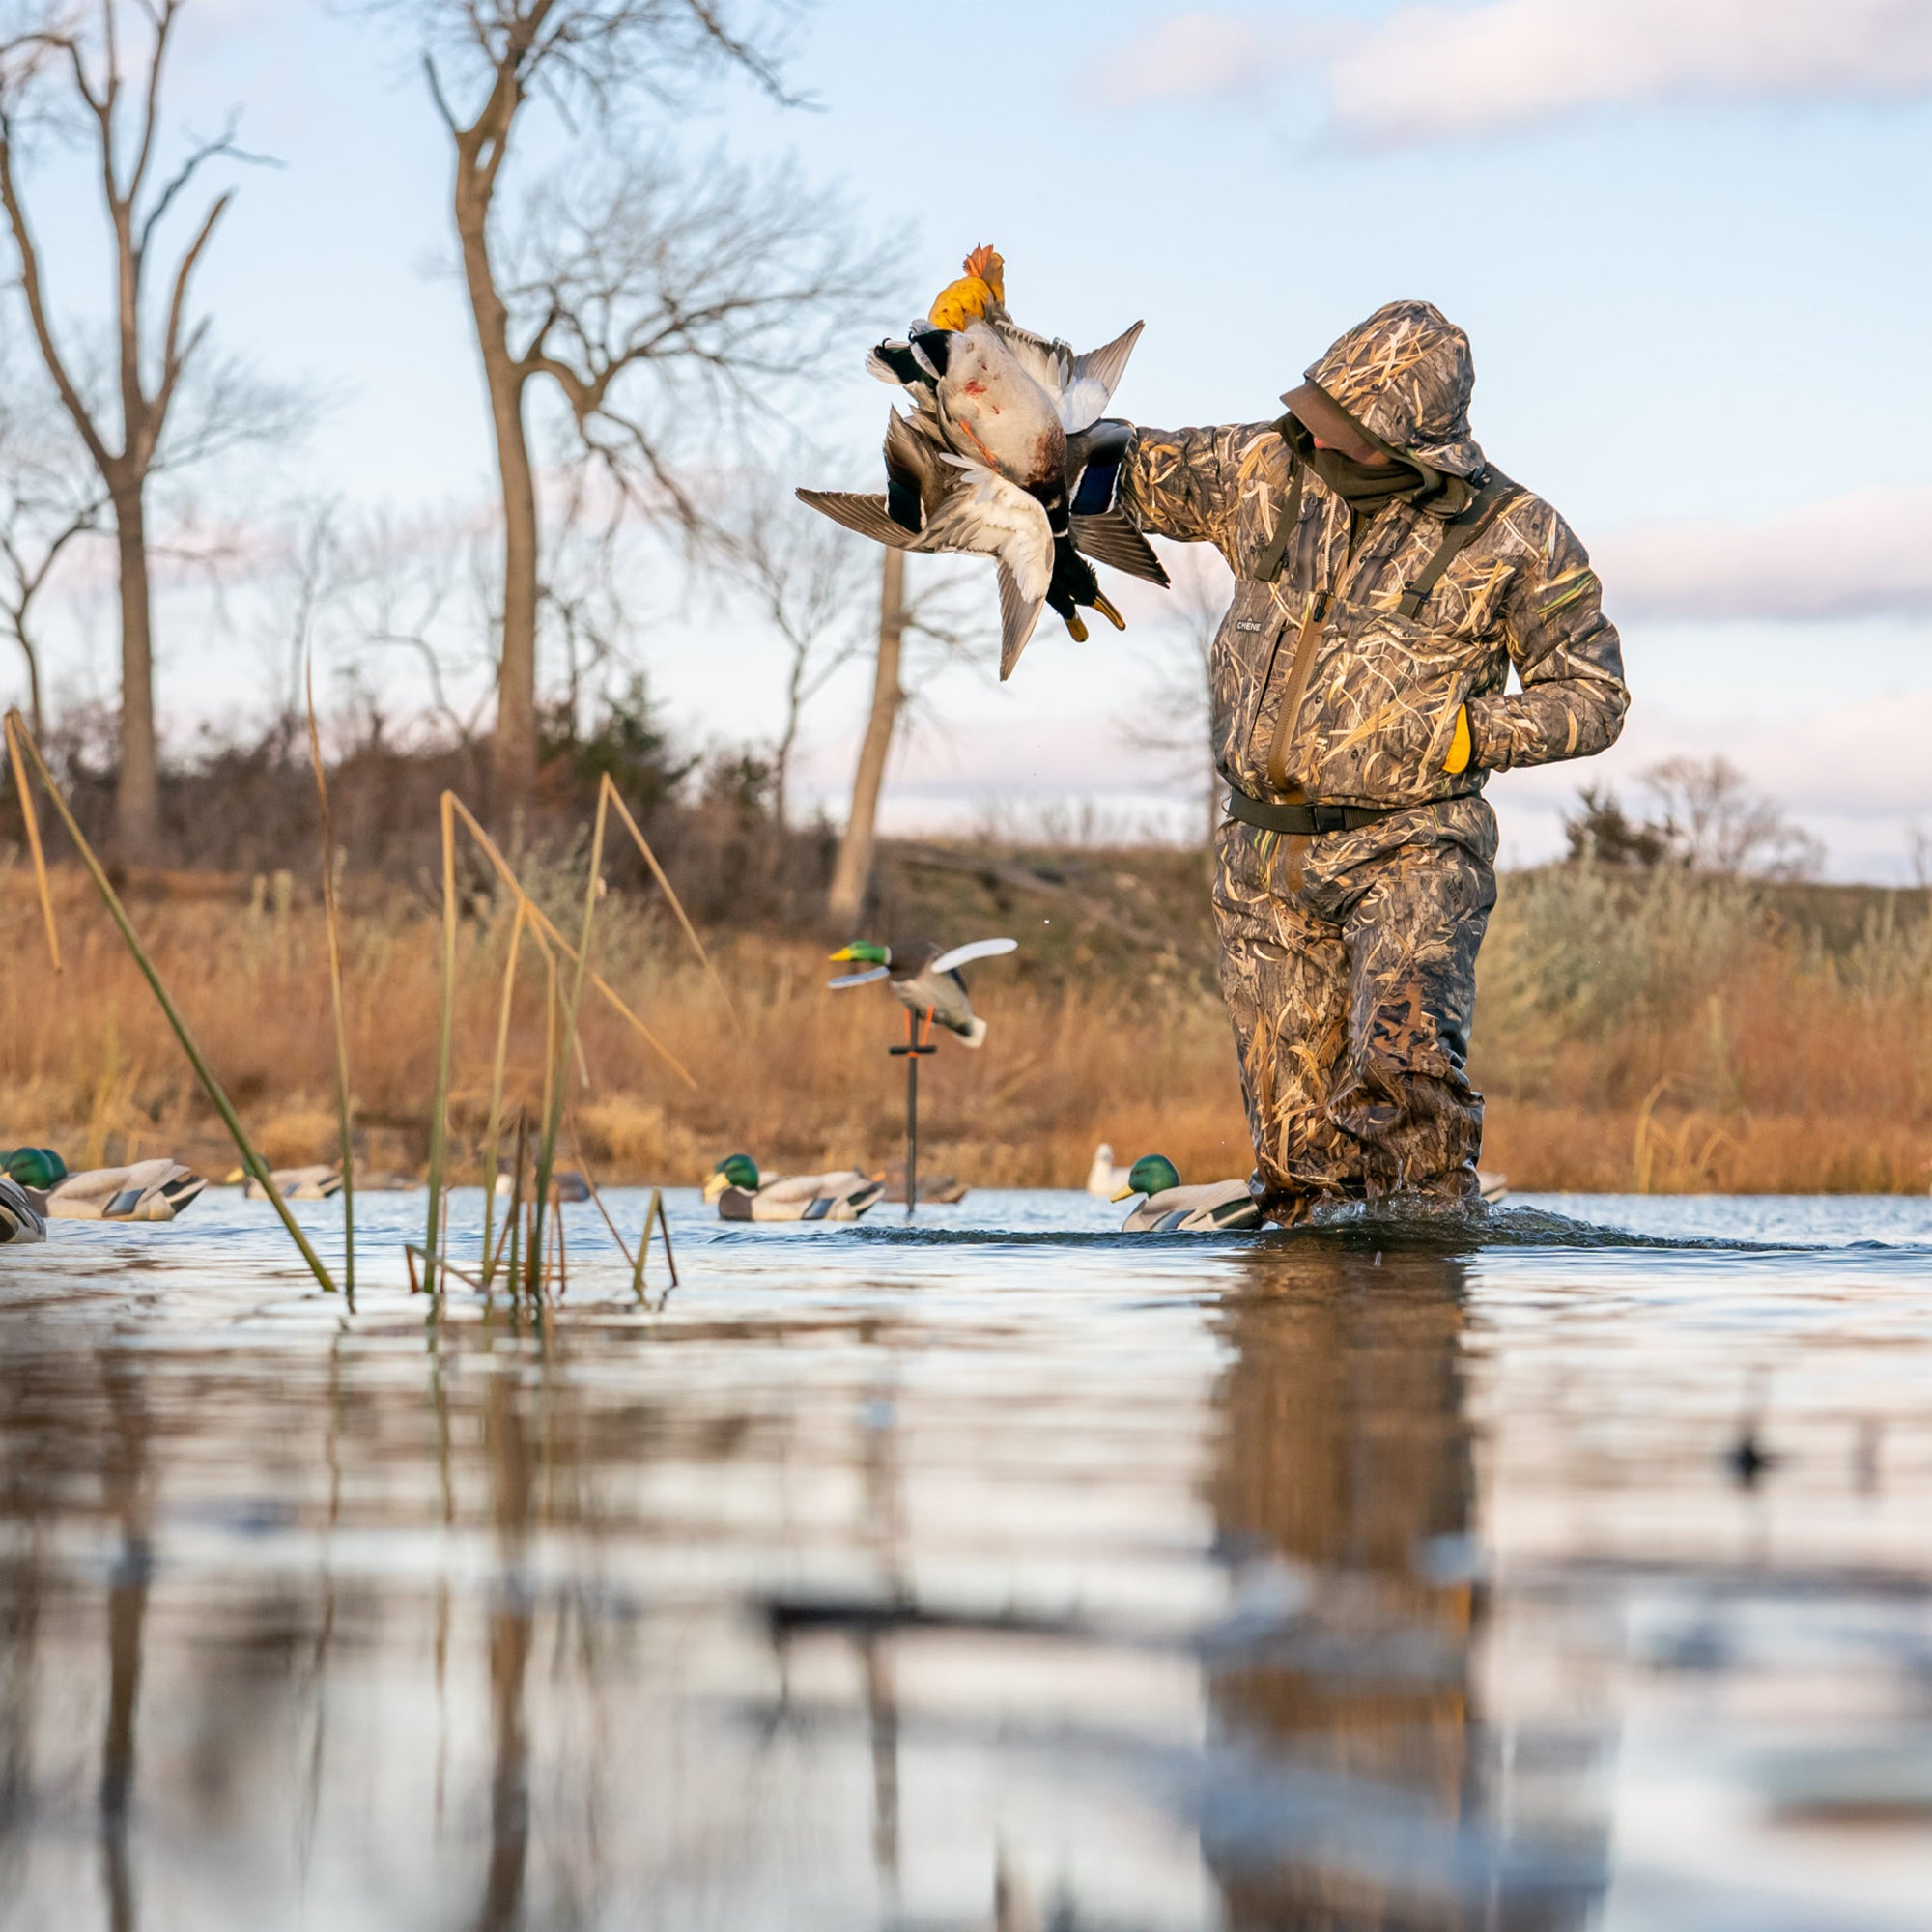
(827, 946, 859, 963)
(701, 1172, 729, 1202)
(1109, 1184, 1138, 1203)
(1091, 590, 1126, 632)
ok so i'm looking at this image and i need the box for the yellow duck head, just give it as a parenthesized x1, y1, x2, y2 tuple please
(927, 243, 1006, 330)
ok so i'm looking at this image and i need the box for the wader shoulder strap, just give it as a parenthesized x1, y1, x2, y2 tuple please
(1395, 469, 1522, 620)
(1254, 418, 1305, 583)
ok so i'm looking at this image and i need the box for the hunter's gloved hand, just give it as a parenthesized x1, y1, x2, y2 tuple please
(1442, 704, 1474, 776)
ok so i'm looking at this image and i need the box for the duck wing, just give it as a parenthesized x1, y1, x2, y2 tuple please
(828, 965, 891, 989)
(995, 556, 1045, 680)
(1066, 322, 1144, 421)
(796, 488, 921, 551)
(928, 937, 1017, 975)
(1070, 510, 1170, 585)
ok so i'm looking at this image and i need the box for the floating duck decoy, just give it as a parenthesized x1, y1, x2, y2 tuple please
(0, 1146, 67, 1191)
(0, 1175, 46, 1243)
(827, 936, 1017, 1048)
(876, 1163, 969, 1206)
(494, 1169, 591, 1203)
(231, 1164, 342, 1202)
(801, 244, 1167, 678)
(1112, 1154, 1263, 1233)
(44, 1159, 208, 1222)
(1086, 1143, 1133, 1198)
(702, 1154, 883, 1223)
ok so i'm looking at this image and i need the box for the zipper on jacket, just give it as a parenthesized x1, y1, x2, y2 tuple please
(1264, 590, 1330, 792)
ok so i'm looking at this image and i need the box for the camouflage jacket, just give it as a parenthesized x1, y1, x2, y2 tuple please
(1122, 300, 1629, 810)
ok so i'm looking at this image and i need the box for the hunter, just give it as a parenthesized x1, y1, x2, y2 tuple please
(1122, 300, 1629, 1222)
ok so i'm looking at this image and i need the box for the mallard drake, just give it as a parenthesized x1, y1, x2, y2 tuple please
(1112, 1153, 1262, 1233)
(44, 1159, 208, 1222)
(702, 1153, 884, 1222)
(1086, 1143, 1132, 1197)
(0, 1175, 46, 1243)
(804, 245, 1167, 677)
(827, 936, 1017, 1048)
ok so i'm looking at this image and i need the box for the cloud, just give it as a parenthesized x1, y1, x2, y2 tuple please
(1095, 11, 1343, 109)
(1593, 485, 1932, 621)
(1100, 1, 1932, 140)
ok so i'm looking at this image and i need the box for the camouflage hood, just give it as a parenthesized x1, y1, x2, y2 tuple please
(1298, 300, 1485, 479)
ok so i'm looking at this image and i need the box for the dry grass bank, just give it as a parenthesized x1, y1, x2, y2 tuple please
(2, 857, 1928, 1194)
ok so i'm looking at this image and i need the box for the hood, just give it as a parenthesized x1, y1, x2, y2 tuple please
(1297, 299, 1484, 479)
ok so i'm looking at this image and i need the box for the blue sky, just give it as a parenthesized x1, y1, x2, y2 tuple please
(8, 0, 1932, 876)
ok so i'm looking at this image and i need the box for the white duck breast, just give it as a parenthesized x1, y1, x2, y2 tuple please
(1122, 1179, 1262, 1234)
(925, 322, 1067, 502)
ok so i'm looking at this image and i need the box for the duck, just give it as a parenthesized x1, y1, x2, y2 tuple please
(230, 1164, 342, 1202)
(0, 1174, 46, 1243)
(1086, 1143, 1132, 1197)
(702, 1153, 884, 1222)
(827, 936, 1017, 1047)
(494, 1169, 592, 1203)
(1111, 1154, 1263, 1233)
(801, 245, 1167, 677)
(0, 1146, 67, 1191)
(43, 1158, 208, 1222)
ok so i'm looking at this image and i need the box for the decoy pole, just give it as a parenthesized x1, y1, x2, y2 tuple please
(888, 1009, 937, 1220)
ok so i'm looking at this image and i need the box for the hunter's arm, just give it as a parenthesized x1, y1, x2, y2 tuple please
(1468, 502, 1630, 770)
(1121, 423, 1281, 559)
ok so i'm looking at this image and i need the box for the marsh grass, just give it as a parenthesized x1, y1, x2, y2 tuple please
(2, 854, 1928, 1195)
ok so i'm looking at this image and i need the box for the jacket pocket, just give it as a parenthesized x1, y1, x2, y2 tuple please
(1208, 578, 1293, 778)
(1303, 611, 1480, 805)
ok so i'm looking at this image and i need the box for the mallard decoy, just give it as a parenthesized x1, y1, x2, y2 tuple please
(494, 1169, 591, 1203)
(702, 1153, 884, 1222)
(231, 1164, 342, 1202)
(0, 1146, 67, 1191)
(0, 1175, 46, 1243)
(827, 936, 1017, 1048)
(876, 1163, 969, 1205)
(44, 1159, 208, 1222)
(1112, 1154, 1262, 1233)
(1086, 1143, 1132, 1198)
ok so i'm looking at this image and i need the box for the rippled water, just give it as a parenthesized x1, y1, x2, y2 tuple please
(3, 1186, 1930, 1930)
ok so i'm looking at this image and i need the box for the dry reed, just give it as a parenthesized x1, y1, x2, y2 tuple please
(2, 856, 1928, 1196)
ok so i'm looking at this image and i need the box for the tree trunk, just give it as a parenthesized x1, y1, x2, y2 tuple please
(112, 484, 158, 861)
(488, 365, 541, 812)
(826, 548, 905, 932)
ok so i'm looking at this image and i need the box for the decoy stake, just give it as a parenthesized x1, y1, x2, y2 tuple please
(888, 1009, 938, 1220)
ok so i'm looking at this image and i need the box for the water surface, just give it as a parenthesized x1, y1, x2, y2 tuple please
(3, 1187, 1930, 1929)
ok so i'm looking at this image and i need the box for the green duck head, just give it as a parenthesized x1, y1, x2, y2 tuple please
(828, 940, 890, 967)
(703, 1152, 760, 1201)
(1112, 1153, 1179, 1204)
(1, 1147, 68, 1190)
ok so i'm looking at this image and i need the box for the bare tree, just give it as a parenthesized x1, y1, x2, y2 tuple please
(707, 469, 871, 829)
(1642, 754, 1824, 880)
(391, 0, 892, 815)
(0, 331, 105, 736)
(1117, 540, 1228, 847)
(825, 550, 986, 929)
(0, 0, 292, 857)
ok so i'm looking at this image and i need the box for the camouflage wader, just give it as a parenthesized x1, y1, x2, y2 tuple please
(1214, 796, 1496, 1208)
(1123, 300, 1630, 1216)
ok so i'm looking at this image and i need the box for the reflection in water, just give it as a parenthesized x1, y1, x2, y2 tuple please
(99, 1350, 151, 1932)
(0, 1189, 1928, 1928)
(1207, 1246, 1595, 1929)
